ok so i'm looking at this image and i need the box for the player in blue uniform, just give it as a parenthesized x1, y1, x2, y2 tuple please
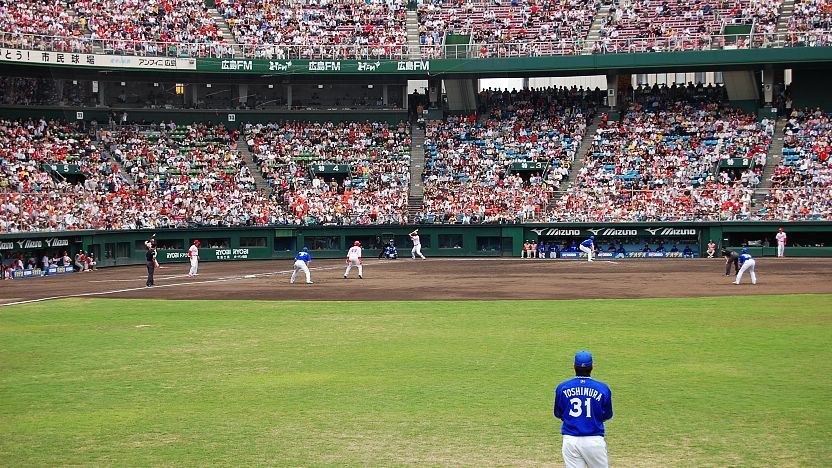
(579, 236, 595, 262)
(290, 247, 313, 284)
(734, 247, 757, 285)
(554, 351, 613, 468)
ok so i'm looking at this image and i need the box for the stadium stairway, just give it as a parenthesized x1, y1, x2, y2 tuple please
(406, 11, 422, 60)
(559, 114, 602, 194)
(776, 0, 796, 34)
(408, 123, 426, 221)
(105, 150, 135, 186)
(209, 8, 243, 57)
(584, 3, 612, 53)
(752, 118, 787, 210)
(236, 138, 272, 193)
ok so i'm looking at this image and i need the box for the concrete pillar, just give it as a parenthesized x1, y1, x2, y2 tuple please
(287, 84, 293, 109)
(383, 85, 389, 106)
(96, 81, 105, 106)
(606, 73, 618, 109)
(762, 66, 774, 105)
(55, 80, 64, 103)
(238, 84, 248, 106)
(403, 85, 408, 109)
(190, 84, 199, 107)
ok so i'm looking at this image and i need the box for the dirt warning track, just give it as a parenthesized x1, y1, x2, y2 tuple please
(2, 257, 831, 306)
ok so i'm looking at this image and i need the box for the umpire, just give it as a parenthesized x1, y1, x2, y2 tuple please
(145, 240, 157, 287)
(722, 248, 739, 276)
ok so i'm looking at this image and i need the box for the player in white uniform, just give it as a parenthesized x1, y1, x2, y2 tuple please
(775, 228, 787, 258)
(291, 247, 313, 284)
(187, 239, 200, 277)
(344, 241, 363, 279)
(410, 229, 426, 259)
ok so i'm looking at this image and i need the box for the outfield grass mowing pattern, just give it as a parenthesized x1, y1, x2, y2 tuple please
(1, 296, 830, 466)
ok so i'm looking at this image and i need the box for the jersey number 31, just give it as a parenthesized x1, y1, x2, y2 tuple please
(569, 397, 592, 418)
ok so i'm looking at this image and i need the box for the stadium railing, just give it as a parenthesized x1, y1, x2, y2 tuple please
(1, 31, 830, 60)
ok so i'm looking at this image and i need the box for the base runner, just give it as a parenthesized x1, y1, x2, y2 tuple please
(187, 239, 200, 277)
(554, 351, 613, 468)
(344, 241, 363, 279)
(734, 248, 757, 285)
(291, 247, 313, 284)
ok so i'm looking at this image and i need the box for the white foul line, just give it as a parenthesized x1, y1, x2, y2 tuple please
(1, 257, 628, 308)
(0, 263, 388, 308)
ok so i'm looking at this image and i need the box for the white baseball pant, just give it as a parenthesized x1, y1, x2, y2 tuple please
(579, 245, 594, 261)
(412, 245, 425, 259)
(291, 260, 311, 283)
(735, 259, 757, 284)
(344, 258, 363, 277)
(189, 257, 198, 276)
(562, 435, 609, 468)
(777, 243, 785, 257)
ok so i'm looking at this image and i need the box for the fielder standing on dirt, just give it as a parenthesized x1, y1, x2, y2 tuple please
(291, 247, 313, 284)
(187, 239, 200, 277)
(344, 241, 363, 279)
(776, 228, 787, 258)
(554, 350, 613, 468)
(410, 229, 426, 260)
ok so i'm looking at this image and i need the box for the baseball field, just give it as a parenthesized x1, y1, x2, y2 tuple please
(1, 259, 831, 466)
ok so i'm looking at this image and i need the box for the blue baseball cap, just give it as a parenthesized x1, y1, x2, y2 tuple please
(302, 246, 309, 252)
(741, 247, 748, 253)
(574, 350, 593, 368)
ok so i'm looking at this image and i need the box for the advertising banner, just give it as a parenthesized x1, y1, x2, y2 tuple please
(46, 265, 75, 275)
(529, 227, 699, 238)
(158, 248, 271, 263)
(11, 268, 43, 279)
(0, 48, 197, 70)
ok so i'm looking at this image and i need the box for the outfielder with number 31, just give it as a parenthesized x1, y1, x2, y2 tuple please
(554, 351, 613, 468)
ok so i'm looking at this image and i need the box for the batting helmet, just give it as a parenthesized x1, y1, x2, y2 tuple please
(354, 241, 361, 246)
(742, 247, 749, 253)
(302, 246, 309, 252)
(194, 239, 200, 246)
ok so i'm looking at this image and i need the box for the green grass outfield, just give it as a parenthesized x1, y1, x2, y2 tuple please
(1, 296, 830, 466)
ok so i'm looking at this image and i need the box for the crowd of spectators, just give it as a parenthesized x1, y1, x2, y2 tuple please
(596, 0, 782, 53)
(217, 0, 408, 59)
(420, 86, 601, 223)
(549, 83, 773, 221)
(761, 108, 832, 219)
(0, 118, 129, 232)
(5, 0, 832, 58)
(418, 0, 600, 58)
(785, 0, 832, 46)
(0, 0, 230, 56)
(245, 120, 411, 224)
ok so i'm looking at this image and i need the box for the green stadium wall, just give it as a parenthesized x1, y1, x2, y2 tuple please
(2, 222, 830, 268)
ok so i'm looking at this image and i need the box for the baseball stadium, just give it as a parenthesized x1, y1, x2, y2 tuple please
(1, 0, 831, 465)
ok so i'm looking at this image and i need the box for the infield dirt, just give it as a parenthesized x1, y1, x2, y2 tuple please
(2, 257, 831, 305)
